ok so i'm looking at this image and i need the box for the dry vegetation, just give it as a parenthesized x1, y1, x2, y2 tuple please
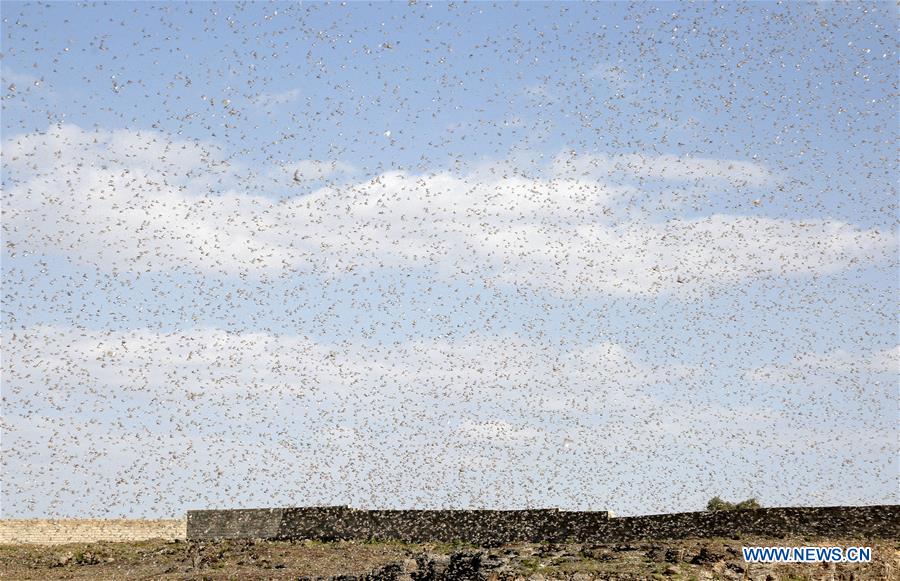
(1, 537, 897, 580)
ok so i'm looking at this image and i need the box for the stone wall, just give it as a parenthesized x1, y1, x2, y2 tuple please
(299, 508, 586, 544)
(187, 505, 900, 543)
(187, 508, 282, 541)
(582, 505, 900, 542)
(0, 519, 186, 545)
(7, 505, 896, 545)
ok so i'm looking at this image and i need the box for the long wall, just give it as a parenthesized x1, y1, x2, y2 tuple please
(187, 505, 900, 544)
(3, 506, 898, 545)
(591, 506, 899, 542)
(0, 519, 187, 545)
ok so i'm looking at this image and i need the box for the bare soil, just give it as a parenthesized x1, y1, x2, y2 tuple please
(0, 536, 896, 580)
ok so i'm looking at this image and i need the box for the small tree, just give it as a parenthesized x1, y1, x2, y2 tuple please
(706, 496, 734, 511)
(707, 496, 761, 511)
(735, 497, 761, 510)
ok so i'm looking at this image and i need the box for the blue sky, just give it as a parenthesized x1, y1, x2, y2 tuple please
(1, 1, 897, 518)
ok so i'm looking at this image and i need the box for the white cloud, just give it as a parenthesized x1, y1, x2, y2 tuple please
(1, 324, 699, 514)
(278, 159, 357, 181)
(2, 69, 37, 86)
(0, 326, 635, 408)
(2, 124, 893, 295)
(250, 88, 301, 107)
(551, 150, 775, 186)
(456, 420, 543, 444)
(5, 324, 896, 516)
(748, 347, 899, 386)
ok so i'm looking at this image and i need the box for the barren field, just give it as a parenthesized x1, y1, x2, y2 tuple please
(1, 537, 896, 580)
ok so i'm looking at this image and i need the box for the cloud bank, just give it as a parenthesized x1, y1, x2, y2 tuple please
(4, 325, 896, 516)
(3, 124, 892, 296)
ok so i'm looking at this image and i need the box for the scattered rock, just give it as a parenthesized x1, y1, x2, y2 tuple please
(664, 548, 682, 563)
(401, 558, 419, 572)
(481, 553, 507, 570)
(413, 552, 451, 580)
(613, 544, 640, 552)
(444, 551, 483, 580)
(53, 551, 74, 567)
(364, 561, 405, 580)
(412, 554, 450, 578)
(690, 547, 724, 565)
(664, 564, 680, 575)
(551, 553, 578, 566)
(73, 551, 100, 565)
(582, 545, 615, 561)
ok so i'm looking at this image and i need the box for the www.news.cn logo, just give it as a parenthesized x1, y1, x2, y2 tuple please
(742, 546, 872, 563)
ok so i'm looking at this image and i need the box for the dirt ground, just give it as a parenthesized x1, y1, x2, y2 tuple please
(0, 536, 896, 580)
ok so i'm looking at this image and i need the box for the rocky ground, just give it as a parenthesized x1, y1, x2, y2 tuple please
(1, 537, 896, 580)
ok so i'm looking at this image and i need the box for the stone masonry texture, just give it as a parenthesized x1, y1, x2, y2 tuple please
(0, 519, 186, 545)
(4, 506, 898, 545)
(187, 505, 900, 544)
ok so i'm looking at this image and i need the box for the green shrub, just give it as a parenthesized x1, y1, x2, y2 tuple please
(706, 496, 761, 511)
(734, 498, 761, 510)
